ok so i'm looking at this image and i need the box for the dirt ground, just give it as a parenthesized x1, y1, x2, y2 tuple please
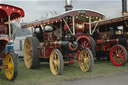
(45, 72, 128, 85)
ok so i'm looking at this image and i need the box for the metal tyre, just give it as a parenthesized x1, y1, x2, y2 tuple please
(24, 37, 39, 69)
(4, 53, 17, 81)
(88, 36, 96, 57)
(49, 49, 64, 75)
(78, 48, 94, 72)
(110, 44, 128, 66)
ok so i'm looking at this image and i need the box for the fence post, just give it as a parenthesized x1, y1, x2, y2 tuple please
(20, 40, 22, 51)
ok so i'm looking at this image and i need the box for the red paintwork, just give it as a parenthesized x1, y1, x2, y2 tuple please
(22, 10, 104, 28)
(76, 35, 90, 42)
(96, 39, 119, 51)
(0, 4, 24, 69)
(0, 24, 8, 34)
(23, 9, 104, 64)
(110, 45, 126, 66)
(0, 4, 24, 23)
(0, 4, 24, 52)
(38, 41, 61, 58)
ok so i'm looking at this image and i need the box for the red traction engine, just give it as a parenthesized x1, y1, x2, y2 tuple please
(21, 9, 104, 75)
(91, 15, 128, 66)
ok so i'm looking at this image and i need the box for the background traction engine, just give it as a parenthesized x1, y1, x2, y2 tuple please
(91, 16, 128, 66)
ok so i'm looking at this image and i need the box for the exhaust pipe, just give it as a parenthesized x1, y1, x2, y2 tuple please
(122, 0, 128, 16)
(65, 0, 73, 11)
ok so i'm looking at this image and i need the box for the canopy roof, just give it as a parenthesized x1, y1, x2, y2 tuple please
(22, 9, 104, 28)
(91, 15, 128, 27)
(0, 4, 24, 23)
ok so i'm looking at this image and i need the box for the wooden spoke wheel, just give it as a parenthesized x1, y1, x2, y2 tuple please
(78, 48, 94, 72)
(80, 36, 96, 57)
(4, 53, 17, 81)
(110, 44, 128, 66)
(24, 37, 39, 69)
(50, 49, 64, 75)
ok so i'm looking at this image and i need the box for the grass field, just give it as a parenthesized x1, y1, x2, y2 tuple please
(0, 60, 128, 85)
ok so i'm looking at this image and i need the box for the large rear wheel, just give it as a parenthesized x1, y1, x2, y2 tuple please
(79, 36, 96, 57)
(110, 44, 128, 66)
(78, 48, 94, 72)
(24, 37, 40, 69)
(4, 53, 17, 81)
(49, 49, 64, 75)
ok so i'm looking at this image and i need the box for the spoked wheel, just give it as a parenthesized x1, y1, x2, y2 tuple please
(79, 36, 96, 57)
(4, 53, 17, 81)
(49, 49, 64, 75)
(110, 44, 128, 66)
(78, 48, 94, 72)
(24, 37, 39, 69)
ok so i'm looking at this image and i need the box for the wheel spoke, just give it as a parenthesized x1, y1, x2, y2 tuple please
(78, 49, 91, 72)
(110, 45, 127, 66)
(50, 49, 63, 75)
(27, 56, 32, 63)
(4, 54, 16, 80)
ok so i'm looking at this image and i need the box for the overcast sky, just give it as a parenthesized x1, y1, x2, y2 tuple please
(1, 0, 127, 22)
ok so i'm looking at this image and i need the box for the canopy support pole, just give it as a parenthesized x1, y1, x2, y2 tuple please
(12, 19, 21, 38)
(63, 18, 73, 35)
(92, 21, 99, 35)
(8, 16, 11, 38)
(32, 27, 34, 36)
(72, 16, 75, 35)
(89, 16, 92, 35)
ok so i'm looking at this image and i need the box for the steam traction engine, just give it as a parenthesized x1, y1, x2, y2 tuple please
(91, 16, 128, 66)
(90, 0, 128, 66)
(0, 4, 24, 80)
(22, 9, 104, 75)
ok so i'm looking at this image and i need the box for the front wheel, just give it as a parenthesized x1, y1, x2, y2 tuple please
(4, 53, 17, 81)
(78, 48, 94, 72)
(49, 49, 64, 75)
(110, 44, 128, 66)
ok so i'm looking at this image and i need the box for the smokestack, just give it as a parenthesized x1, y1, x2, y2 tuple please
(65, 0, 73, 11)
(122, 0, 128, 16)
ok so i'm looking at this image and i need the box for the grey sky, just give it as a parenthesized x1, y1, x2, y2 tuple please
(1, 0, 126, 22)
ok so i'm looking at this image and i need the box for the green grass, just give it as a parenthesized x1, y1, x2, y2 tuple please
(0, 60, 128, 85)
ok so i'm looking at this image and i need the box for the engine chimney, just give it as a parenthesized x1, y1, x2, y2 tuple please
(65, 0, 73, 11)
(122, 0, 128, 16)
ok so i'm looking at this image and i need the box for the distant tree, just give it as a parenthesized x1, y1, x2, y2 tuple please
(40, 10, 58, 20)
(11, 23, 31, 37)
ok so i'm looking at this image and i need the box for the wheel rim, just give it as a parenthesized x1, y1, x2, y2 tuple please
(50, 51, 60, 75)
(24, 38, 33, 68)
(80, 39, 91, 49)
(4, 54, 14, 80)
(78, 49, 91, 72)
(110, 45, 126, 66)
